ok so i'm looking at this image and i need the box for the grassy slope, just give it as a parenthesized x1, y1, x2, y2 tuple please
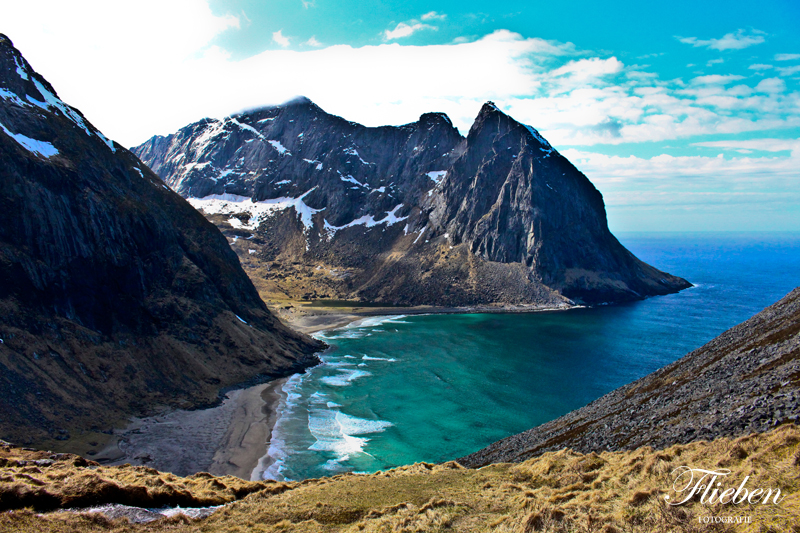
(2, 424, 799, 532)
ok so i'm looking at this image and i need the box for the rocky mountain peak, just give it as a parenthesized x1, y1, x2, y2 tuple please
(135, 90, 690, 308)
(468, 101, 552, 152)
(1, 37, 117, 156)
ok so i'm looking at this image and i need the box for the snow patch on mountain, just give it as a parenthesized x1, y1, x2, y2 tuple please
(188, 189, 323, 232)
(344, 147, 371, 165)
(322, 204, 407, 238)
(426, 170, 447, 183)
(0, 88, 29, 108)
(268, 140, 290, 155)
(25, 78, 115, 152)
(0, 121, 58, 158)
(523, 124, 552, 149)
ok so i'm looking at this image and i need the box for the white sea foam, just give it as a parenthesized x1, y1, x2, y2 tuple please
(320, 368, 371, 387)
(350, 315, 409, 328)
(316, 315, 409, 340)
(324, 361, 356, 368)
(307, 409, 391, 464)
(318, 329, 372, 340)
(362, 355, 397, 362)
(258, 374, 304, 481)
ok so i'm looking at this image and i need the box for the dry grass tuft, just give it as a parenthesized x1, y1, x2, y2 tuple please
(2, 425, 800, 532)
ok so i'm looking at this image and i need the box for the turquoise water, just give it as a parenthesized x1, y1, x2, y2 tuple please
(263, 232, 800, 481)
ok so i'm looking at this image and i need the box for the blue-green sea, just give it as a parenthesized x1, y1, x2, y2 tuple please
(262, 232, 800, 481)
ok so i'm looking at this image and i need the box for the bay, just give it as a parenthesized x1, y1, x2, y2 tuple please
(263, 232, 800, 481)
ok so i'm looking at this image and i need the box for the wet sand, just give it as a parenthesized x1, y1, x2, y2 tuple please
(95, 378, 288, 480)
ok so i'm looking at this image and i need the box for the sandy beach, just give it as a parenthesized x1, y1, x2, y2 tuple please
(95, 378, 288, 480)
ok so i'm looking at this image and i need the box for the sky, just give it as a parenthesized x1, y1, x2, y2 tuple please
(3, 0, 800, 232)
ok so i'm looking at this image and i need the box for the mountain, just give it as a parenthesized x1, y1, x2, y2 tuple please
(133, 99, 690, 308)
(459, 286, 800, 467)
(0, 35, 323, 451)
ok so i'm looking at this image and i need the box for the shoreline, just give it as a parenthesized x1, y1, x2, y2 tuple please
(92, 302, 574, 480)
(94, 378, 289, 480)
(280, 301, 577, 334)
(247, 377, 288, 481)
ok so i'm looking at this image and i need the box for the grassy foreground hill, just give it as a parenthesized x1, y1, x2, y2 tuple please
(1, 425, 799, 532)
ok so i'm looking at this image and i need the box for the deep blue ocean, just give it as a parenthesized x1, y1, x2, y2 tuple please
(261, 232, 800, 481)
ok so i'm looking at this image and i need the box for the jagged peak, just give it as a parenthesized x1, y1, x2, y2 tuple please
(236, 96, 320, 121)
(418, 111, 456, 129)
(283, 95, 315, 107)
(478, 101, 505, 116)
(472, 101, 552, 150)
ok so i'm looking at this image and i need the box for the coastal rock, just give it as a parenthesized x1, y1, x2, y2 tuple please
(0, 35, 323, 451)
(133, 98, 690, 308)
(458, 286, 800, 466)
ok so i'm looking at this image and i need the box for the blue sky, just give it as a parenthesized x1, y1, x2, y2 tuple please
(4, 0, 800, 232)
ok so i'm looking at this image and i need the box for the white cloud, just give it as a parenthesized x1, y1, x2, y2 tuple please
(272, 30, 290, 48)
(749, 64, 773, 70)
(692, 139, 800, 153)
(3, 20, 576, 145)
(754, 77, 786, 94)
(421, 11, 447, 21)
(775, 53, 800, 61)
(384, 22, 436, 40)
(547, 57, 624, 93)
(690, 74, 744, 85)
(4, 2, 797, 231)
(677, 29, 766, 51)
(777, 65, 800, 76)
(2, 2, 797, 157)
(562, 146, 800, 229)
(706, 58, 724, 67)
(564, 145, 799, 185)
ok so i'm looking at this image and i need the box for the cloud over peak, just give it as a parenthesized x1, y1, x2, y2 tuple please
(421, 11, 447, 21)
(677, 29, 766, 51)
(384, 22, 437, 40)
(272, 29, 290, 47)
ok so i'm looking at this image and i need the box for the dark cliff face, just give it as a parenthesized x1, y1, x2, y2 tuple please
(0, 35, 323, 449)
(428, 103, 687, 303)
(134, 98, 689, 308)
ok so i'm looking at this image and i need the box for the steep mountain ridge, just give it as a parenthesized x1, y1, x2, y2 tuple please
(134, 99, 690, 308)
(0, 35, 323, 450)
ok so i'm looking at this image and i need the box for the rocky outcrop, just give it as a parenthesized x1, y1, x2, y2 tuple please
(0, 35, 323, 450)
(459, 287, 800, 467)
(134, 99, 689, 308)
